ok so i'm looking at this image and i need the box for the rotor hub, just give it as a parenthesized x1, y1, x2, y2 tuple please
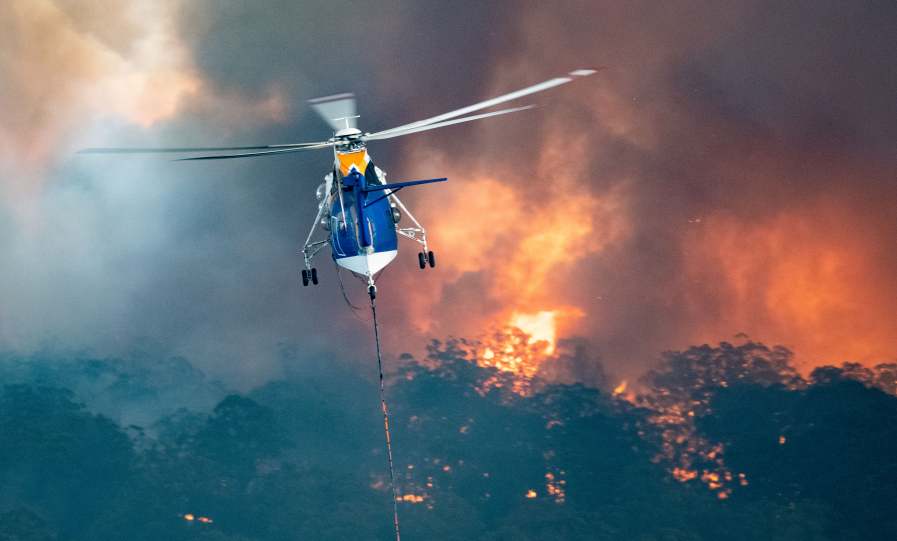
(334, 127, 362, 138)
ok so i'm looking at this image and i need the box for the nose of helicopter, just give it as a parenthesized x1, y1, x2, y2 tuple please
(335, 249, 398, 277)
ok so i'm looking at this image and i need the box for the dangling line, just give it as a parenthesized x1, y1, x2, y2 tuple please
(370, 294, 401, 541)
(335, 264, 369, 322)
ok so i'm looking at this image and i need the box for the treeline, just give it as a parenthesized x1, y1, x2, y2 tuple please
(0, 342, 895, 540)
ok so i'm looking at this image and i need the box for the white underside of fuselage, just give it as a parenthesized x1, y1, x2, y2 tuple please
(336, 250, 397, 277)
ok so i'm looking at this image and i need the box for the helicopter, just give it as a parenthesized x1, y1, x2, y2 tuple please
(81, 69, 598, 299)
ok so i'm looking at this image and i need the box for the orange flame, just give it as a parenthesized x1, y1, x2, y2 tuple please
(612, 381, 628, 396)
(393, 129, 629, 378)
(509, 310, 559, 354)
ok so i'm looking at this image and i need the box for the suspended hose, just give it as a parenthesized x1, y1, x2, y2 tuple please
(370, 293, 401, 541)
(335, 264, 369, 321)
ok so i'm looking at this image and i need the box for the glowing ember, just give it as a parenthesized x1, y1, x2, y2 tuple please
(779, 435, 787, 445)
(671, 467, 698, 482)
(399, 494, 426, 504)
(182, 513, 212, 524)
(525, 489, 538, 499)
(545, 471, 567, 504)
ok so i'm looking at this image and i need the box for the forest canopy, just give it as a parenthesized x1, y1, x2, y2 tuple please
(1, 342, 895, 540)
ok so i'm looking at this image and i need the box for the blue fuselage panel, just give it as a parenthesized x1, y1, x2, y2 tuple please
(330, 171, 397, 260)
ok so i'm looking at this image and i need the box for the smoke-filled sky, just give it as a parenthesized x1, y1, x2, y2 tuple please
(1, 0, 895, 388)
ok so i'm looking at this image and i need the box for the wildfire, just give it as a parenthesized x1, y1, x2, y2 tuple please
(470, 326, 550, 393)
(509, 310, 558, 354)
(467, 307, 589, 394)
(395, 126, 629, 367)
(644, 385, 755, 499)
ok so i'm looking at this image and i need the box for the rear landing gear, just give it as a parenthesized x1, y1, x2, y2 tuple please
(418, 251, 436, 269)
(301, 268, 319, 287)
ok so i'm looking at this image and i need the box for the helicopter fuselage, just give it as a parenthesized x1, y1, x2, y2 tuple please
(302, 137, 444, 289)
(328, 145, 399, 277)
(80, 69, 597, 294)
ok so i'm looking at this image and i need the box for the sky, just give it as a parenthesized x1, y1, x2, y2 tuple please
(1, 0, 896, 388)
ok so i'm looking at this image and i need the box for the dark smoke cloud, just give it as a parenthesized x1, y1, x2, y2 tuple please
(2, 1, 896, 387)
(383, 0, 897, 377)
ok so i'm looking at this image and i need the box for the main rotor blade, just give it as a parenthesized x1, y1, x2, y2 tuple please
(174, 143, 334, 161)
(368, 68, 600, 139)
(78, 142, 328, 154)
(364, 105, 535, 141)
(308, 92, 357, 130)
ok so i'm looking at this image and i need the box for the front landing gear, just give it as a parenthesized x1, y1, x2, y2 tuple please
(418, 250, 436, 269)
(301, 268, 319, 287)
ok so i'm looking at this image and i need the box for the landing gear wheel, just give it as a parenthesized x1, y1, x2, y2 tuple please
(427, 250, 436, 268)
(311, 267, 318, 285)
(418, 252, 427, 269)
(301, 269, 309, 287)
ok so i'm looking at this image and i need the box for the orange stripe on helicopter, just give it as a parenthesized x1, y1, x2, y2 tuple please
(337, 149, 371, 176)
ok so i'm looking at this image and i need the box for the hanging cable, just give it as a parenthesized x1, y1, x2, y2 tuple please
(370, 292, 401, 541)
(335, 264, 369, 322)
